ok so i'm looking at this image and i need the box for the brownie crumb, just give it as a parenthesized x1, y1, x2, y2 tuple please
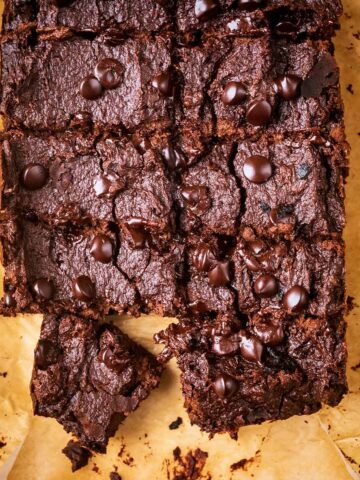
(0, 441, 7, 449)
(346, 84, 354, 95)
(166, 447, 209, 480)
(169, 417, 183, 430)
(0, 372, 7, 378)
(62, 440, 92, 472)
(351, 363, 360, 371)
(110, 473, 122, 480)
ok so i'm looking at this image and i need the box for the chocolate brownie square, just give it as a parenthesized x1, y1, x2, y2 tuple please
(156, 312, 347, 435)
(232, 229, 346, 318)
(1, 132, 174, 233)
(0, 34, 173, 133)
(234, 133, 347, 238)
(31, 313, 163, 452)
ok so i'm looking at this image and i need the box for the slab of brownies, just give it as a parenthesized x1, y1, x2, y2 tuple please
(0, 0, 348, 462)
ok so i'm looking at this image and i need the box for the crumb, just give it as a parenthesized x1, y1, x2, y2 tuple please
(110, 472, 122, 480)
(169, 417, 183, 430)
(0, 372, 7, 378)
(165, 447, 210, 479)
(351, 362, 360, 371)
(62, 440, 92, 472)
(0, 442, 7, 449)
(93, 464, 100, 473)
(347, 84, 354, 95)
(353, 31, 360, 40)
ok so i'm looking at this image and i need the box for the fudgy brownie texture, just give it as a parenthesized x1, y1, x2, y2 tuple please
(0, 33, 173, 133)
(155, 312, 347, 436)
(176, 35, 343, 138)
(1, 132, 175, 233)
(31, 313, 163, 452)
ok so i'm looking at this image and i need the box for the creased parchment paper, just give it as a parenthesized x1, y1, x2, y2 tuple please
(1, 1, 360, 478)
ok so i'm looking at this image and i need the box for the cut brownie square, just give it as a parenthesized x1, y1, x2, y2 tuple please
(155, 312, 347, 436)
(31, 313, 163, 452)
(234, 133, 347, 238)
(0, 216, 139, 317)
(1, 132, 174, 233)
(176, 0, 342, 39)
(0, 34, 173, 132)
(232, 229, 346, 318)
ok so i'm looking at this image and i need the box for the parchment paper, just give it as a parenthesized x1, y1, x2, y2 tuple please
(1, 1, 360, 478)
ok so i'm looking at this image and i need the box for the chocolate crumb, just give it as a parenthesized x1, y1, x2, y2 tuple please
(169, 417, 183, 430)
(110, 472, 122, 480)
(0, 441, 7, 449)
(351, 362, 360, 371)
(0, 372, 7, 378)
(347, 84, 354, 95)
(62, 440, 92, 472)
(166, 447, 209, 480)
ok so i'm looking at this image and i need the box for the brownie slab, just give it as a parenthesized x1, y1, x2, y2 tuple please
(0, 34, 173, 133)
(156, 313, 347, 435)
(31, 313, 163, 452)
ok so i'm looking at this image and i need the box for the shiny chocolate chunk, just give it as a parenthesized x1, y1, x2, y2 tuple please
(221, 81, 247, 106)
(238, 0, 263, 11)
(273, 74, 301, 100)
(162, 144, 187, 170)
(275, 21, 298, 35)
(126, 219, 149, 249)
(72, 276, 96, 302)
(208, 261, 231, 287)
(213, 374, 238, 399)
(94, 173, 125, 198)
(254, 273, 278, 298)
(193, 243, 216, 272)
(243, 155, 272, 184)
(301, 53, 339, 98)
(239, 333, 264, 363)
(4, 291, 16, 308)
(35, 339, 58, 369)
(283, 285, 309, 313)
(20, 164, 48, 191)
(95, 58, 123, 89)
(253, 323, 284, 346)
(249, 239, 267, 255)
(152, 71, 174, 97)
(90, 235, 113, 264)
(181, 186, 210, 214)
(212, 335, 239, 356)
(246, 99, 272, 126)
(80, 75, 103, 100)
(32, 278, 55, 300)
(189, 301, 209, 313)
(195, 0, 219, 21)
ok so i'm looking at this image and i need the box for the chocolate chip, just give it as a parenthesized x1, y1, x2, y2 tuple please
(62, 440, 92, 473)
(32, 278, 55, 300)
(90, 234, 113, 264)
(80, 75, 103, 100)
(238, 0, 263, 11)
(253, 324, 284, 346)
(4, 291, 16, 308)
(162, 144, 187, 170)
(239, 333, 264, 363)
(20, 164, 48, 191)
(195, 0, 219, 21)
(213, 374, 238, 399)
(283, 285, 309, 313)
(243, 155, 272, 184)
(246, 99, 272, 126)
(208, 261, 231, 287)
(193, 243, 216, 272)
(152, 71, 174, 97)
(221, 81, 247, 106)
(212, 335, 239, 356)
(273, 74, 301, 100)
(169, 417, 183, 430)
(254, 273, 278, 298)
(95, 58, 123, 89)
(189, 301, 209, 313)
(94, 173, 125, 198)
(126, 219, 149, 249)
(72, 276, 96, 302)
(98, 347, 124, 371)
(296, 163, 311, 179)
(181, 186, 210, 215)
(244, 255, 262, 272)
(249, 240, 266, 255)
(301, 53, 339, 98)
(275, 21, 298, 35)
(35, 339, 58, 369)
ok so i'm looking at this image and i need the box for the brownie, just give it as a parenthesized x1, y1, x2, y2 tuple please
(31, 313, 163, 452)
(2, 0, 172, 35)
(176, 0, 342, 39)
(0, 34, 173, 133)
(155, 312, 347, 435)
(62, 440, 92, 472)
(232, 229, 346, 318)
(1, 132, 174, 233)
(176, 35, 343, 138)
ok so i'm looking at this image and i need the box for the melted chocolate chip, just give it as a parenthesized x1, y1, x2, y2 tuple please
(301, 53, 339, 98)
(254, 273, 278, 298)
(212, 335, 239, 356)
(94, 173, 125, 198)
(193, 244, 216, 272)
(195, 0, 219, 21)
(90, 234, 113, 264)
(246, 99, 272, 126)
(32, 278, 55, 300)
(253, 323, 284, 346)
(208, 261, 231, 287)
(213, 374, 238, 399)
(162, 144, 187, 170)
(275, 21, 298, 35)
(238, 0, 263, 11)
(239, 333, 264, 363)
(98, 347, 124, 372)
(273, 74, 301, 100)
(72, 276, 96, 302)
(4, 291, 16, 308)
(221, 81, 247, 106)
(283, 285, 309, 313)
(126, 219, 149, 249)
(243, 155, 272, 184)
(181, 186, 210, 215)
(249, 240, 267, 255)
(20, 164, 48, 191)
(95, 58, 123, 89)
(62, 440, 92, 473)
(35, 339, 58, 369)
(80, 76, 103, 100)
(152, 71, 174, 97)
(189, 301, 209, 313)
(244, 255, 262, 272)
